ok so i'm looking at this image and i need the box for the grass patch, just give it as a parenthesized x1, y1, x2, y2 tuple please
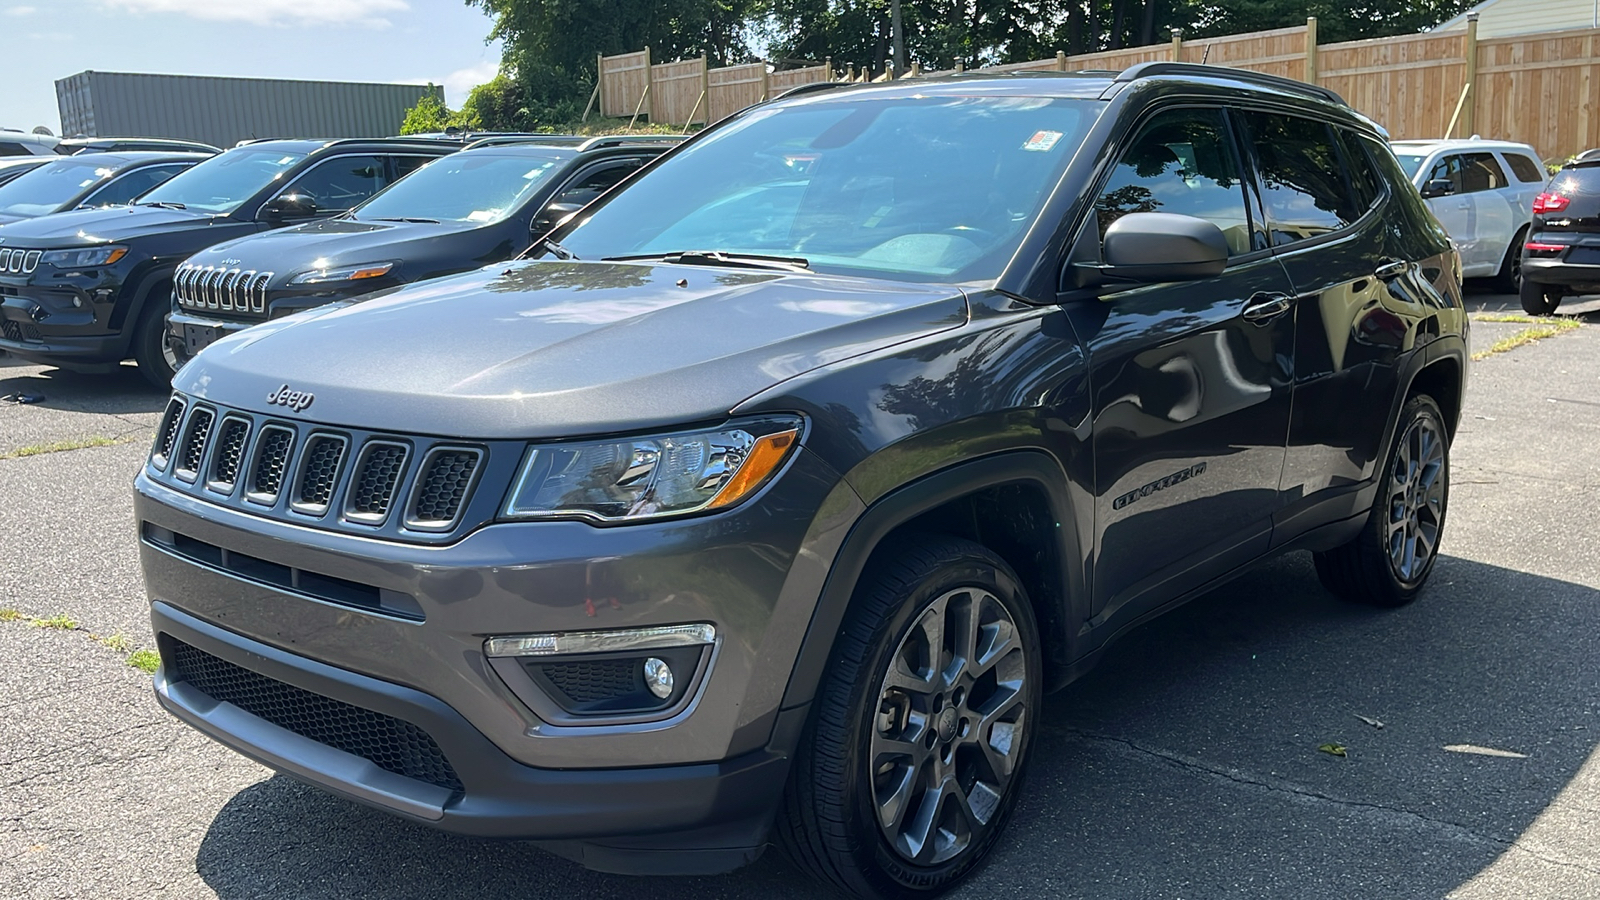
(1471, 316, 1581, 360)
(126, 649, 160, 674)
(0, 608, 21, 622)
(0, 433, 146, 460)
(93, 633, 133, 654)
(30, 613, 77, 630)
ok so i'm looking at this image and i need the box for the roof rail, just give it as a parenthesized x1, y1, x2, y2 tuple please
(574, 134, 690, 151)
(1115, 62, 1345, 106)
(778, 81, 852, 100)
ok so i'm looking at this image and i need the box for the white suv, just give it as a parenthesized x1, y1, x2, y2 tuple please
(0, 130, 61, 157)
(1390, 138, 1546, 291)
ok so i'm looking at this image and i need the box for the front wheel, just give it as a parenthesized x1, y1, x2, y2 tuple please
(131, 303, 180, 390)
(1519, 278, 1561, 316)
(1314, 394, 1449, 607)
(777, 536, 1041, 899)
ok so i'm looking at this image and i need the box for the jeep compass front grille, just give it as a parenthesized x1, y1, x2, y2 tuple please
(166, 639, 463, 794)
(145, 395, 494, 543)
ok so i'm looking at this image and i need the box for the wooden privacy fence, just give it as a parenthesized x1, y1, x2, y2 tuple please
(597, 16, 1600, 160)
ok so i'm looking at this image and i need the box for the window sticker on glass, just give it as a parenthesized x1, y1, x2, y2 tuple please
(1023, 130, 1064, 152)
(467, 209, 500, 222)
(277, 157, 296, 166)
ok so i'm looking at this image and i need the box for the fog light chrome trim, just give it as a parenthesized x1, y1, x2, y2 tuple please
(485, 623, 716, 659)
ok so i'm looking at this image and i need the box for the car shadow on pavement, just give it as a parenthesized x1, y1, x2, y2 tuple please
(0, 362, 167, 415)
(195, 551, 1600, 899)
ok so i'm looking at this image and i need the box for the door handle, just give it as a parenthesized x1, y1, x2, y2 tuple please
(1373, 259, 1410, 279)
(1241, 292, 1292, 322)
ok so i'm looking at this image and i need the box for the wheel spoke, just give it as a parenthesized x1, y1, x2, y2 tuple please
(874, 753, 927, 834)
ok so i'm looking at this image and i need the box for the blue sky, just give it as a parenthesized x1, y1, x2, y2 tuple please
(1, 0, 504, 134)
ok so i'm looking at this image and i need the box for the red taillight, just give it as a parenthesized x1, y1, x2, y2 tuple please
(1532, 192, 1570, 214)
(1525, 242, 1566, 252)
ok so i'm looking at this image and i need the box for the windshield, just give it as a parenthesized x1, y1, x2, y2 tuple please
(557, 94, 1093, 282)
(1393, 153, 1426, 180)
(0, 158, 114, 218)
(353, 153, 560, 223)
(137, 148, 307, 214)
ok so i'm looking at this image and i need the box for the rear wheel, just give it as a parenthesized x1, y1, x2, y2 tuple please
(778, 536, 1041, 899)
(1314, 394, 1449, 607)
(131, 302, 179, 390)
(1492, 226, 1527, 294)
(1519, 278, 1561, 316)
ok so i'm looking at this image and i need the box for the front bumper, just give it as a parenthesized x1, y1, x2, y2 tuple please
(152, 600, 802, 870)
(0, 292, 126, 370)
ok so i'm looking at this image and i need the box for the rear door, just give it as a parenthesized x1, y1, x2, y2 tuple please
(1458, 152, 1516, 275)
(1078, 105, 1298, 623)
(1422, 154, 1476, 269)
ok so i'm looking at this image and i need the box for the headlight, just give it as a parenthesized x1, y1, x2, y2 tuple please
(289, 261, 395, 284)
(504, 417, 802, 523)
(40, 245, 128, 268)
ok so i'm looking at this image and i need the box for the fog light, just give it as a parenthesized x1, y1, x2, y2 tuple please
(644, 657, 674, 699)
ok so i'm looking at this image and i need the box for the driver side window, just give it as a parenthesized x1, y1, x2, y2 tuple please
(279, 155, 386, 213)
(1095, 107, 1252, 256)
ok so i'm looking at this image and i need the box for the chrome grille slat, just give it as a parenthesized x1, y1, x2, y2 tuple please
(0, 248, 40, 275)
(291, 434, 348, 516)
(174, 406, 216, 482)
(247, 425, 296, 504)
(206, 416, 252, 494)
(346, 442, 409, 525)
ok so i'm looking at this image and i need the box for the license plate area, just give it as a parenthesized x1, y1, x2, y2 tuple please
(184, 324, 222, 355)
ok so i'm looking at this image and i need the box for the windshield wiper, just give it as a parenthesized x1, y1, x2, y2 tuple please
(140, 201, 187, 210)
(533, 237, 579, 261)
(602, 250, 810, 273)
(368, 216, 442, 224)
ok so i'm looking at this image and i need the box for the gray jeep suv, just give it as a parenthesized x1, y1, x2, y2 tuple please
(136, 63, 1467, 898)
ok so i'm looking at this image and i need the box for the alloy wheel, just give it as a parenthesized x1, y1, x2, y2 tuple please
(869, 587, 1030, 866)
(1385, 415, 1447, 582)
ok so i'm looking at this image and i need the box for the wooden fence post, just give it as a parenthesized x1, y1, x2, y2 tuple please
(955, 60, 964, 73)
(761, 64, 770, 101)
(1305, 17, 1318, 84)
(1057, 50, 1068, 71)
(1462, 12, 1480, 137)
(1171, 28, 1184, 63)
(700, 55, 710, 125)
(824, 56, 834, 81)
(644, 46, 658, 124)
(595, 52, 605, 119)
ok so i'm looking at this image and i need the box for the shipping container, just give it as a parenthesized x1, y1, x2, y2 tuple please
(54, 71, 443, 148)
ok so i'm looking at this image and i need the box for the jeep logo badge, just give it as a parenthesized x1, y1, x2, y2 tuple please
(266, 384, 314, 413)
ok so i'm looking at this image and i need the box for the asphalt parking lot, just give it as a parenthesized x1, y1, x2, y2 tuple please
(2, 292, 1597, 900)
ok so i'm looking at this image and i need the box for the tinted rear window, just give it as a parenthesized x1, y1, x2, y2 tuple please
(1505, 154, 1544, 183)
(1239, 111, 1359, 246)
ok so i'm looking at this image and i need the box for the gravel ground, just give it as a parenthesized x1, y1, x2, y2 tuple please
(0, 293, 1596, 899)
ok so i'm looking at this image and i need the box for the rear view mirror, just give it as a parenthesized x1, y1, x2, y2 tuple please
(1420, 178, 1455, 198)
(1086, 212, 1229, 286)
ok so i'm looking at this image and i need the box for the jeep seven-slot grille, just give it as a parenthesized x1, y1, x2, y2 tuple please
(167, 639, 463, 794)
(174, 264, 273, 315)
(146, 396, 488, 542)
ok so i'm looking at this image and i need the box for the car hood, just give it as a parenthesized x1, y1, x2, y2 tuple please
(189, 216, 478, 273)
(175, 260, 969, 439)
(0, 204, 224, 245)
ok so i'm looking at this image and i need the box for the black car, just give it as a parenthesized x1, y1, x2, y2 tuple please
(169, 136, 680, 362)
(0, 151, 211, 226)
(0, 158, 49, 188)
(1521, 156, 1600, 313)
(0, 138, 460, 386)
(138, 64, 1466, 898)
(56, 137, 222, 155)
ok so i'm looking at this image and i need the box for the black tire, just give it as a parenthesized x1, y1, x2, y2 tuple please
(1519, 278, 1561, 316)
(777, 535, 1041, 899)
(1492, 226, 1527, 294)
(131, 302, 179, 390)
(1314, 394, 1449, 608)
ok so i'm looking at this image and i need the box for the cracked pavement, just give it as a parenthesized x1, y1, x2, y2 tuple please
(0, 292, 1597, 899)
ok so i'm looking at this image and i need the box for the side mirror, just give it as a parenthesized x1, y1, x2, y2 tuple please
(531, 200, 584, 236)
(1420, 178, 1455, 198)
(1083, 212, 1229, 286)
(262, 192, 319, 224)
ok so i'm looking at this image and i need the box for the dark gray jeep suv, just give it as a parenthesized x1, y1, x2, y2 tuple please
(136, 64, 1467, 898)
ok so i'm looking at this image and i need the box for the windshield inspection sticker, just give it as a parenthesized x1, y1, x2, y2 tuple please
(1023, 130, 1064, 152)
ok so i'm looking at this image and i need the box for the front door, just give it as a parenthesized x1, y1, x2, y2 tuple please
(1071, 106, 1297, 624)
